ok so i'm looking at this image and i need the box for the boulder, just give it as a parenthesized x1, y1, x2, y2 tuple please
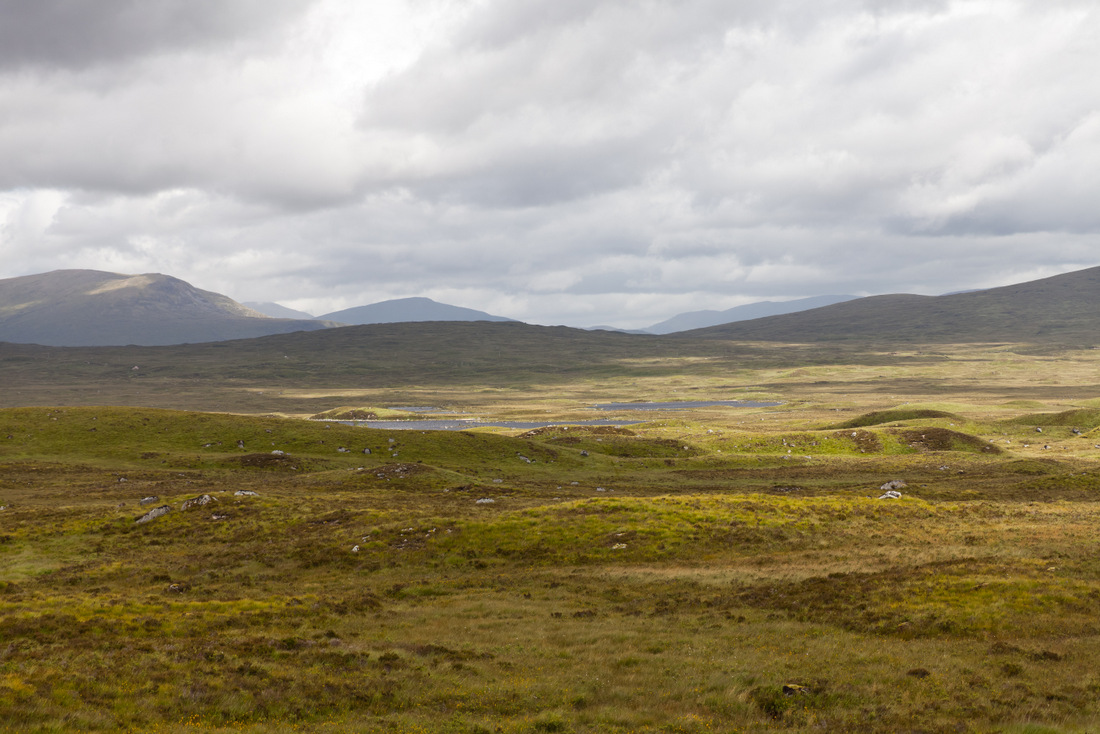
(181, 494, 216, 510)
(136, 505, 171, 524)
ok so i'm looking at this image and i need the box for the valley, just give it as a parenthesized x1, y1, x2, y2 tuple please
(3, 322, 1100, 732)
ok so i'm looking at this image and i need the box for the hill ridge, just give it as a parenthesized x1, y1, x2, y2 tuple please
(0, 269, 332, 347)
(681, 266, 1100, 344)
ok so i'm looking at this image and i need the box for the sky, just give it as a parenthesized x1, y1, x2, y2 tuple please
(1, 0, 1098, 329)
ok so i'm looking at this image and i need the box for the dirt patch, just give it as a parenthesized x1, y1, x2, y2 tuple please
(894, 428, 1002, 454)
(236, 453, 299, 468)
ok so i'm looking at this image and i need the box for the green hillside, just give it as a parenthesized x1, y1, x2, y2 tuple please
(684, 265, 1100, 344)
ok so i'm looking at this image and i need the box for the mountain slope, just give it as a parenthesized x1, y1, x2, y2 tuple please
(0, 270, 333, 346)
(243, 301, 317, 320)
(317, 296, 515, 325)
(682, 266, 1100, 343)
(646, 295, 857, 334)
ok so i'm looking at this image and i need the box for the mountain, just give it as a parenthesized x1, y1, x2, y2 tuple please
(0, 270, 334, 346)
(645, 295, 857, 334)
(317, 297, 515, 325)
(681, 266, 1100, 344)
(243, 301, 317, 320)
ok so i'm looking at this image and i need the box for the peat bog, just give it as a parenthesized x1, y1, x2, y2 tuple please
(4, 333, 1100, 732)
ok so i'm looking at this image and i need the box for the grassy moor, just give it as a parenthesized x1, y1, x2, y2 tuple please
(4, 317, 1100, 732)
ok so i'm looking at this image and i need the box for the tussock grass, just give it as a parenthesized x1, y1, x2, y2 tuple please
(6, 341, 1100, 730)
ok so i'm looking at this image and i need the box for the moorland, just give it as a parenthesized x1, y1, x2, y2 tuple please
(4, 316, 1100, 733)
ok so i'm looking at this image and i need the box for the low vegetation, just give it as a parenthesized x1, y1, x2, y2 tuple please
(4, 384, 1100, 732)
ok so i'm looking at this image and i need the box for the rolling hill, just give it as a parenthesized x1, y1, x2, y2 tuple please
(242, 301, 318, 320)
(317, 296, 515, 325)
(645, 294, 857, 334)
(0, 270, 334, 346)
(682, 266, 1100, 344)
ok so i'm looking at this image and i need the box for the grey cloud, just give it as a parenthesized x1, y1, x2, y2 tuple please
(3, 0, 1100, 329)
(0, 0, 314, 71)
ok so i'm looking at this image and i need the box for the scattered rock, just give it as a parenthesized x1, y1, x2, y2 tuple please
(237, 440, 245, 449)
(878, 490, 902, 500)
(880, 480, 907, 491)
(271, 450, 286, 455)
(363, 448, 371, 454)
(351, 545, 360, 553)
(181, 494, 216, 511)
(580, 450, 589, 457)
(234, 490, 258, 497)
(337, 447, 350, 453)
(136, 505, 172, 524)
(1036, 427, 1043, 433)
(139, 496, 160, 505)
(475, 498, 495, 504)
(517, 454, 533, 463)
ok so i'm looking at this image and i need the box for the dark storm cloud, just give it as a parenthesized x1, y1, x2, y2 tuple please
(0, 0, 313, 70)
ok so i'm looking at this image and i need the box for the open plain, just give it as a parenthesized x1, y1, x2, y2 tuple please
(3, 324, 1100, 732)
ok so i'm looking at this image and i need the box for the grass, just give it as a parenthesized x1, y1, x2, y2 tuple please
(5, 336, 1100, 730)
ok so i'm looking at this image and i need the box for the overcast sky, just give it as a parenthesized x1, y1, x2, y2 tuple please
(1, 0, 1098, 328)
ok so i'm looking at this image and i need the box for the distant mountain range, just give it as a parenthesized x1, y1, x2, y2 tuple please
(4, 266, 1098, 347)
(643, 295, 857, 334)
(684, 266, 1100, 344)
(316, 297, 514, 325)
(243, 301, 317, 320)
(0, 270, 332, 347)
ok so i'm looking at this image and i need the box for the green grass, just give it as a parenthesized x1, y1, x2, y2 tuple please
(4, 399, 1100, 732)
(6, 335, 1100, 731)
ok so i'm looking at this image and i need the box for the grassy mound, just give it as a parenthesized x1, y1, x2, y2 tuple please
(1004, 408, 1100, 430)
(832, 409, 962, 429)
(310, 406, 426, 421)
(892, 427, 1002, 454)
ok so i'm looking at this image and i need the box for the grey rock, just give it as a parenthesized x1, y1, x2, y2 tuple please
(139, 496, 160, 505)
(234, 490, 258, 497)
(136, 505, 172, 524)
(181, 494, 216, 510)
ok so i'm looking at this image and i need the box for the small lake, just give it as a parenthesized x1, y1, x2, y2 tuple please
(593, 400, 781, 410)
(340, 419, 644, 431)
